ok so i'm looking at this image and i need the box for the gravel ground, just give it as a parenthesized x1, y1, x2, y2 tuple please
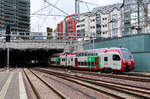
(21, 69, 37, 99)
(24, 69, 62, 99)
(33, 70, 113, 99)
(41, 68, 150, 90)
(76, 74, 150, 89)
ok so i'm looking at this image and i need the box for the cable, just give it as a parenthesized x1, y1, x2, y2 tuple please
(32, 5, 50, 15)
(79, 0, 100, 6)
(39, 0, 61, 30)
(31, 14, 65, 17)
(44, 0, 69, 15)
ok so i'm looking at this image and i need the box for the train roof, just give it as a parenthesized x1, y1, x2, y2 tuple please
(74, 47, 128, 53)
(51, 53, 62, 57)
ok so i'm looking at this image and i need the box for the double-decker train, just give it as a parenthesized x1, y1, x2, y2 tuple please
(49, 47, 135, 73)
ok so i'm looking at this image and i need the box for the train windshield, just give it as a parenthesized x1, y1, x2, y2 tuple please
(120, 49, 133, 61)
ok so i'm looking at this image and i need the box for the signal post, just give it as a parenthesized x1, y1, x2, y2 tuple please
(6, 25, 10, 71)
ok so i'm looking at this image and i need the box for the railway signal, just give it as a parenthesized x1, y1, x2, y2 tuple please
(6, 25, 11, 42)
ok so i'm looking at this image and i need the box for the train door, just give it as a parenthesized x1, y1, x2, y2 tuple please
(112, 54, 121, 69)
(95, 57, 99, 69)
(71, 56, 75, 67)
(65, 55, 67, 67)
(58, 58, 60, 65)
(67, 55, 70, 66)
(75, 58, 78, 68)
(101, 54, 110, 68)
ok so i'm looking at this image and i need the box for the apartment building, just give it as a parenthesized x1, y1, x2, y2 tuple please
(56, 0, 150, 40)
(89, 15, 96, 38)
(76, 12, 91, 40)
(90, 3, 122, 38)
(122, 0, 150, 35)
(56, 14, 77, 40)
(0, 0, 30, 39)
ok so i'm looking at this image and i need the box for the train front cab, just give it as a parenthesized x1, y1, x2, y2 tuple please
(100, 52, 122, 73)
(120, 49, 135, 72)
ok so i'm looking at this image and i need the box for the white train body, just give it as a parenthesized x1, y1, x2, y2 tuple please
(50, 47, 135, 72)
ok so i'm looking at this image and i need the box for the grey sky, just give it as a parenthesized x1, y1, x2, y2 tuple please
(31, 0, 123, 32)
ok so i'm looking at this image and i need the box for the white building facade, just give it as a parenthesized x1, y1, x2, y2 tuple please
(76, 0, 150, 40)
(90, 4, 122, 38)
(76, 12, 91, 40)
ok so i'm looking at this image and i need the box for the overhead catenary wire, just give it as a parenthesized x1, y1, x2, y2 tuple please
(31, 14, 66, 17)
(43, 0, 69, 15)
(41, 0, 60, 27)
(79, 0, 100, 6)
(32, 5, 50, 15)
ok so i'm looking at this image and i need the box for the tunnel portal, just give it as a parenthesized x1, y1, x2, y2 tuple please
(0, 49, 63, 68)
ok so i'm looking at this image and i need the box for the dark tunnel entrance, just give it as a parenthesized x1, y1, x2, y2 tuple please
(0, 49, 63, 68)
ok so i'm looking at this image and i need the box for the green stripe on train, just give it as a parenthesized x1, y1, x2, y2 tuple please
(98, 56, 101, 68)
(56, 57, 59, 62)
(88, 56, 95, 68)
(56, 57, 60, 65)
(88, 56, 101, 68)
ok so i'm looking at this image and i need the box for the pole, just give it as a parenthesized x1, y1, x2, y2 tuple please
(7, 43, 9, 71)
(93, 37, 94, 49)
(137, 1, 140, 34)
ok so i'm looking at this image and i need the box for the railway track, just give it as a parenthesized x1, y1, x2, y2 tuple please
(45, 67, 150, 83)
(22, 68, 66, 99)
(34, 68, 150, 99)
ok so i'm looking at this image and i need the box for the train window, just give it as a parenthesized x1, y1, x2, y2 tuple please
(104, 57, 108, 61)
(82, 62, 85, 66)
(85, 53, 87, 56)
(92, 62, 95, 66)
(78, 62, 80, 65)
(81, 62, 84, 65)
(79, 53, 82, 56)
(82, 53, 85, 56)
(78, 53, 80, 56)
(85, 62, 87, 66)
(89, 53, 92, 56)
(62, 58, 65, 61)
(113, 55, 121, 61)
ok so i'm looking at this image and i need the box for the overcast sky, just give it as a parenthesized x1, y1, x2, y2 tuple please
(31, 0, 123, 32)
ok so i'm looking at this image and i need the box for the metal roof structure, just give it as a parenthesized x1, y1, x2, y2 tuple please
(90, 3, 123, 16)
